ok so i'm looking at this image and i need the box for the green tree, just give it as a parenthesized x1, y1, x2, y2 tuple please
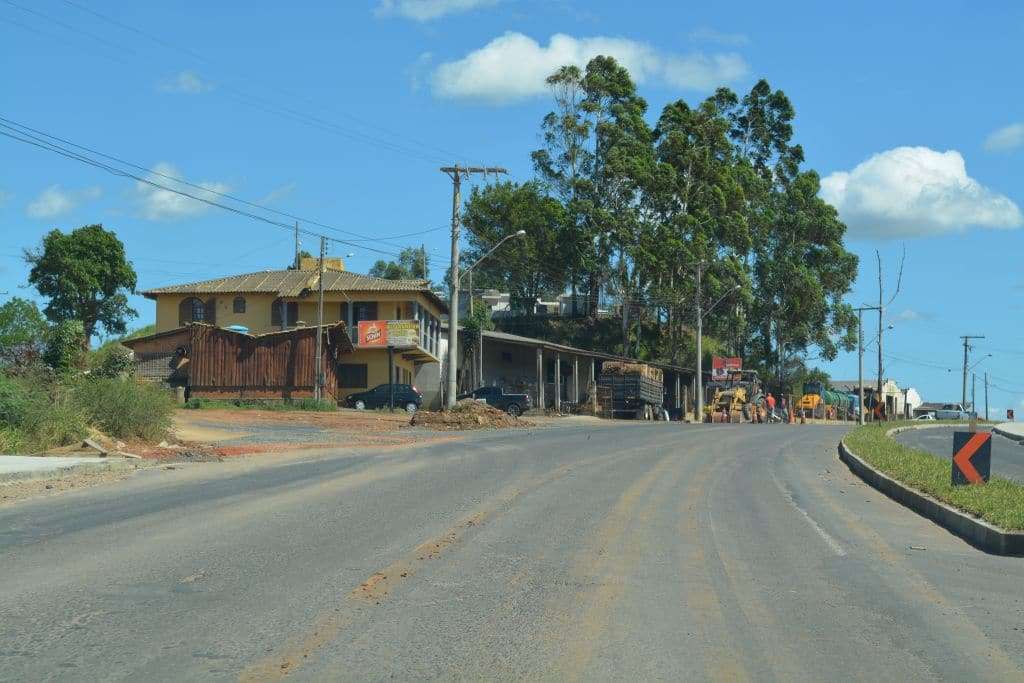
(0, 297, 48, 366)
(368, 246, 431, 281)
(707, 81, 858, 373)
(25, 224, 138, 345)
(461, 181, 568, 314)
(44, 319, 85, 372)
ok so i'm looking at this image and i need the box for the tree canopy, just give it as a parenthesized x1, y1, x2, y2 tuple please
(0, 297, 48, 366)
(369, 246, 431, 282)
(459, 59, 857, 381)
(25, 224, 138, 345)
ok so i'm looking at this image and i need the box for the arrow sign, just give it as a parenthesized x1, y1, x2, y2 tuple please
(952, 431, 992, 486)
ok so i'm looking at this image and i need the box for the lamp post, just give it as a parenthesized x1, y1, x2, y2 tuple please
(460, 230, 527, 390)
(968, 354, 991, 416)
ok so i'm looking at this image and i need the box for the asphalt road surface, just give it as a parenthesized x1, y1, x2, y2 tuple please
(895, 425, 1024, 482)
(3, 422, 1024, 681)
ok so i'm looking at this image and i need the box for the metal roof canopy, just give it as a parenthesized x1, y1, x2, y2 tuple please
(445, 325, 693, 376)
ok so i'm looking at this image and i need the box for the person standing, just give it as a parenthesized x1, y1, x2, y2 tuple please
(766, 392, 777, 421)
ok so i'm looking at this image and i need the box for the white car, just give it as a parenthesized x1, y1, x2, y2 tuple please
(914, 413, 936, 421)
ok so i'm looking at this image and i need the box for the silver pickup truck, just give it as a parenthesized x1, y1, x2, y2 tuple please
(933, 403, 970, 420)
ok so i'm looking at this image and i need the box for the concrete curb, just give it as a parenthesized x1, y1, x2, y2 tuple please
(0, 459, 136, 485)
(993, 425, 1024, 444)
(838, 439, 1024, 556)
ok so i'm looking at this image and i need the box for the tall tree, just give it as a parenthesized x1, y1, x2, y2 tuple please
(368, 246, 431, 281)
(25, 224, 137, 346)
(461, 181, 568, 314)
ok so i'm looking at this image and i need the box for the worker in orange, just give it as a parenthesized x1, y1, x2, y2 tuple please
(766, 392, 777, 421)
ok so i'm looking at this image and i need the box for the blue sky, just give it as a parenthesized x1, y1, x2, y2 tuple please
(2, 0, 1023, 415)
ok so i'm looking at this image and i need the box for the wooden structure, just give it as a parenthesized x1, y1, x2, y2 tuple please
(122, 322, 353, 401)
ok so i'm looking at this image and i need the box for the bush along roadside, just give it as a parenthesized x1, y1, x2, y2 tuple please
(0, 368, 175, 453)
(184, 397, 337, 412)
(844, 422, 1024, 531)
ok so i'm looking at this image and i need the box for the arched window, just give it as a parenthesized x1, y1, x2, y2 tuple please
(178, 297, 214, 326)
(233, 296, 246, 314)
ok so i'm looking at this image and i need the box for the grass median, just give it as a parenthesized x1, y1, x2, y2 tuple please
(844, 422, 1024, 531)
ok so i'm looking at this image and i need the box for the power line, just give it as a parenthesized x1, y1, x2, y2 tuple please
(4, 0, 461, 165)
(59, 0, 466, 163)
(0, 115, 445, 247)
(0, 126, 450, 267)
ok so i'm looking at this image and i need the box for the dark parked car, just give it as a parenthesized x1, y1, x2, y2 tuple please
(344, 384, 422, 413)
(456, 386, 532, 417)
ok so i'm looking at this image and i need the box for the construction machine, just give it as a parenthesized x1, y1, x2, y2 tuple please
(796, 381, 853, 419)
(704, 370, 764, 423)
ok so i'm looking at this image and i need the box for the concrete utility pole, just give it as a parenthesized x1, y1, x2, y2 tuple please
(294, 221, 301, 269)
(313, 236, 326, 401)
(695, 261, 704, 421)
(855, 305, 881, 425)
(960, 335, 985, 408)
(985, 372, 989, 421)
(441, 165, 507, 408)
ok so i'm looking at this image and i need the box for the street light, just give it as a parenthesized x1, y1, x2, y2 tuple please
(695, 279, 741, 423)
(450, 229, 527, 400)
(466, 230, 527, 316)
(969, 353, 992, 414)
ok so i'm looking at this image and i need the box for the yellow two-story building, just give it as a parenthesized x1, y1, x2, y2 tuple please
(141, 257, 445, 396)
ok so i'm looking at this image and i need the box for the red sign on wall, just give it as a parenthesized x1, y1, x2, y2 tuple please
(711, 356, 742, 380)
(358, 320, 388, 347)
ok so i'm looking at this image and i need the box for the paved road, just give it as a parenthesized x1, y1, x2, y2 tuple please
(895, 425, 1024, 482)
(3, 423, 1024, 681)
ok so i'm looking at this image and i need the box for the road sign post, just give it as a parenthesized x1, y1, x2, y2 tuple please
(952, 431, 991, 486)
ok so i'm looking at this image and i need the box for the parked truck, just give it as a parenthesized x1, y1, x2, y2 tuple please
(456, 386, 532, 417)
(934, 403, 971, 420)
(796, 381, 854, 419)
(597, 362, 664, 420)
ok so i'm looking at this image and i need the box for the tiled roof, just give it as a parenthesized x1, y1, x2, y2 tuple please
(141, 269, 446, 310)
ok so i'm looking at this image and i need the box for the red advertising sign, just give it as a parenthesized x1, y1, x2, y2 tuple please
(358, 320, 388, 347)
(1009, 408, 1015, 421)
(711, 356, 742, 381)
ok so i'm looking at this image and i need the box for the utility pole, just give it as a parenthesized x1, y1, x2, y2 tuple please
(960, 335, 985, 408)
(695, 261, 704, 422)
(985, 372, 989, 421)
(972, 372, 976, 414)
(313, 236, 326, 401)
(855, 305, 881, 425)
(440, 164, 507, 408)
(294, 221, 301, 269)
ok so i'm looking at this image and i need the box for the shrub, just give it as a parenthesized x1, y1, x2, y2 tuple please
(184, 397, 336, 412)
(0, 372, 88, 451)
(44, 320, 85, 372)
(90, 343, 134, 378)
(73, 377, 174, 441)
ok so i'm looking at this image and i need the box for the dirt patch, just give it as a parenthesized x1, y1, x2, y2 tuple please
(410, 399, 532, 431)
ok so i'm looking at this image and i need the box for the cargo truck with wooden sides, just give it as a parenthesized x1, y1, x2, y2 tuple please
(597, 362, 664, 420)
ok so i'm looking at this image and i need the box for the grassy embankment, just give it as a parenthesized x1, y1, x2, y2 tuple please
(844, 422, 1024, 530)
(0, 372, 174, 453)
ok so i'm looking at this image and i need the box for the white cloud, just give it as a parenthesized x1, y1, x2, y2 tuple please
(26, 185, 101, 219)
(820, 146, 1023, 239)
(257, 181, 297, 205)
(376, 0, 498, 21)
(0, 189, 11, 207)
(135, 162, 230, 221)
(430, 32, 748, 103)
(688, 27, 749, 46)
(892, 309, 933, 322)
(984, 122, 1024, 152)
(159, 70, 214, 95)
